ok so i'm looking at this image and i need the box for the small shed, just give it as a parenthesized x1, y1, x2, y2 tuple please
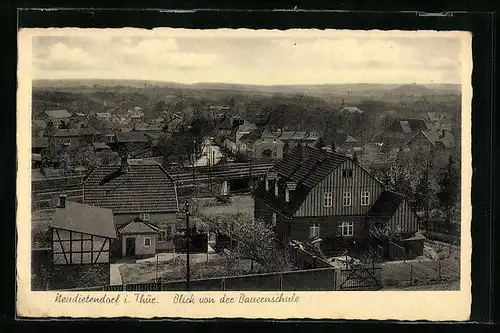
(117, 218, 159, 258)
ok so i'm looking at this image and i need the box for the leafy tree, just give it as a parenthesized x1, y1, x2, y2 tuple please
(152, 100, 167, 115)
(414, 164, 432, 220)
(315, 137, 326, 149)
(69, 144, 100, 171)
(44, 120, 56, 136)
(437, 156, 460, 223)
(158, 118, 216, 167)
(199, 212, 293, 272)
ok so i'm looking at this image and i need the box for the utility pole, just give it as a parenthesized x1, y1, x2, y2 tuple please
(208, 146, 212, 193)
(192, 140, 196, 198)
(185, 200, 191, 291)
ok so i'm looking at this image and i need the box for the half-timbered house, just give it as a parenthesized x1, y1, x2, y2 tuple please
(254, 146, 422, 257)
(50, 195, 117, 289)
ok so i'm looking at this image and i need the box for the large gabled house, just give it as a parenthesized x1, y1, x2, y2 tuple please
(254, 146, 422, 257)
(38, 109, 73, 128)
(239, 128, 284, 161)
(278, 131, 321, 154)
(83, 157, 180, 258)
(405, 129, 456, 153)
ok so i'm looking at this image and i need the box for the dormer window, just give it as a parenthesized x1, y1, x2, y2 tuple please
(285, 182, 296, 203)
(140, 213, 150, 221)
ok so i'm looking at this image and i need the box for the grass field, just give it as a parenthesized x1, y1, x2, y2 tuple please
(118, 252, 264, 284)
(193, 195, 254, 217)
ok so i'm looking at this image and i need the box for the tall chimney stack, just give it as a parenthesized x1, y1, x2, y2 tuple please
(301, 144, 310, 161)
(121, 154, 130, 173)
(58, 194, 67, 208)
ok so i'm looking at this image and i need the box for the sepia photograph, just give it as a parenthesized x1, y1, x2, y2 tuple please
(17, 28, 472, 319)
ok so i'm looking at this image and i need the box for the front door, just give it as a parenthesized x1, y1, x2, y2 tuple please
(125, 237, 136, 257)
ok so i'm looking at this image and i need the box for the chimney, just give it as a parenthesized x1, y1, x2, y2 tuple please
(301, 144, 310, 161)
(58, 195, 67, 208)
(121, 154, 130, 173)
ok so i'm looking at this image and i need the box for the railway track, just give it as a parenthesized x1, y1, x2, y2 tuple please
(168, 162, 275, 187)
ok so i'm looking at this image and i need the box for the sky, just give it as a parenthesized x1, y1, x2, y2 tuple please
(31, 31, 464, 85)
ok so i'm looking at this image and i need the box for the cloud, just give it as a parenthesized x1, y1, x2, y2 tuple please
(270, 38, 452, 70)
(32, 34, 462, 84)
(35, 38, 219, 72)
(35, 42, 100, 70)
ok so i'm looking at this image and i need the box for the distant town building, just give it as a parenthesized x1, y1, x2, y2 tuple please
(332, 133, 362, 156)
(96, 112, 112, 120)
(278, 131, 321, 153)
(238, 128, 284, 161)
(405, 129, 455, 153)
(32, 137, 49, 154)
(37, 109, 73, 129)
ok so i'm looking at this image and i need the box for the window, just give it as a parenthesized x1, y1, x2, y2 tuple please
(140, 213, 150, 221)
(158, 231, 167, 242)
(274, 180, 279, 196)
(309, 223, 320, 238)
(144, 237, 151, 247)
(341, 222, 354, 236)
(361, 191, 370, 206)
(342, 192, 352, 206)
(324, 192, 333, 207)
(285, 189, 290, 202)
(265, 177, 269, 191)
(272, 213, 277, 226)
(341, 169, 354, 178)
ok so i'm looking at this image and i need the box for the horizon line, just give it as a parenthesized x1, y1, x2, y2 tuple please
(32, 78, 461, 86)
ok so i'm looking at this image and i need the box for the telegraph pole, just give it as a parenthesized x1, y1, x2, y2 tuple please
(185, 200, 191, 291)
(192, 140, 196, 198)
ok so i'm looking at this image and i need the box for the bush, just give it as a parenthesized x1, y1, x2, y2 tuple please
(425, 231, 459, 245)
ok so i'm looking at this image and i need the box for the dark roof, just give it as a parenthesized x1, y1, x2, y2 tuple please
(115, 131, 148, 143)
(274, 146, 348, 188)
(52, 201, 117, 239)
(92, 142, 110, 149)
(83, 162, 179, 214)
(389, 118, 430, 133)
(216, 117, 233, 130)
(117, 218, 159, 235)
(79, 129, 103, 136)
(53, 129, 81, 137)
(254, 146, 351, 216)
(334, 133, 358, 145)
(32, 137, 49, 148)
(44, 109, 72, 119)
(367, 190, 405, 220)
(240, 128, 278, 143)
(406, 130, 435, 147)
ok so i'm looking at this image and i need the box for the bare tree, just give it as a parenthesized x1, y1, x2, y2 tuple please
(199, 212, 293, 272)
